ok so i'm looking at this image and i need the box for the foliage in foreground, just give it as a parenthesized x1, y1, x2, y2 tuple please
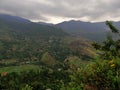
(0, 57, 120, 90)
(62, 58, 120, 90)
(0, 65, 71, 90)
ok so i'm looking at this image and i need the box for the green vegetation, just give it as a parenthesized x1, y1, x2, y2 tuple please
(62, 58, 120, 90)
(22, 84, 33, 90)
(0, 17, 120, 90)
(0, 65, 39, 73)
(92, 21, 120, 60)
(0, 67, 70, 90)
(59, 21, 120, 90)
(0, 16, 94, 65)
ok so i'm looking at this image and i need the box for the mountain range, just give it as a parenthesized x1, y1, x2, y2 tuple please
(0, 13, 120, 42)
(0, 14, 97, 62)
(0, 14, 30, 23)
(55, 20, 120, 41)
(0, 14, 67, 41)
(1, 13, 119, 62)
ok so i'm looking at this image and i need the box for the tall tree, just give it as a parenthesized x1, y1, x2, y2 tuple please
(92, 21, 120, 59)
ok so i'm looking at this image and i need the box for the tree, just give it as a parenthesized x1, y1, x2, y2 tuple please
(92, 21, 120, 60)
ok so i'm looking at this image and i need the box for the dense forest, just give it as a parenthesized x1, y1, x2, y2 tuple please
(0, 14, 120, 90)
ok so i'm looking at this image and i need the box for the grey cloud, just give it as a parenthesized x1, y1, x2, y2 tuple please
(0, 0, 120, 23)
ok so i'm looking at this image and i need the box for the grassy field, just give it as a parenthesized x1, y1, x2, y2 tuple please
(0, 64, 40, 73)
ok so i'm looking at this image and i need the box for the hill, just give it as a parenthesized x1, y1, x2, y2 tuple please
(0, 14, 30, 23)
(0, 14, 68, 40)
(0, 14, 69, 64)
(0, 14, 94, 66)
(0, 14, 96, 67)
(56, 20, 120, 42)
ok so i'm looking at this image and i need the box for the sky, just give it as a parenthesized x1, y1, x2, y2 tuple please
(0, 0, 120, 24)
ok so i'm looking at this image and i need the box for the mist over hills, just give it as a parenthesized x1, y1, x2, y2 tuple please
(38, 22, 54, 26)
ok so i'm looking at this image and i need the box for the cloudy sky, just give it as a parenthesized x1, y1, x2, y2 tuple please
(0, 0, 120, 24)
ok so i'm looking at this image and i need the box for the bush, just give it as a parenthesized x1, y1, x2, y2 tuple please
(68, 58, 120, 90)
(22, 84, 33, 90)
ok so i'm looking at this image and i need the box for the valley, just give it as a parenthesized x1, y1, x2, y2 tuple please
(0, 14, 120, 90)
